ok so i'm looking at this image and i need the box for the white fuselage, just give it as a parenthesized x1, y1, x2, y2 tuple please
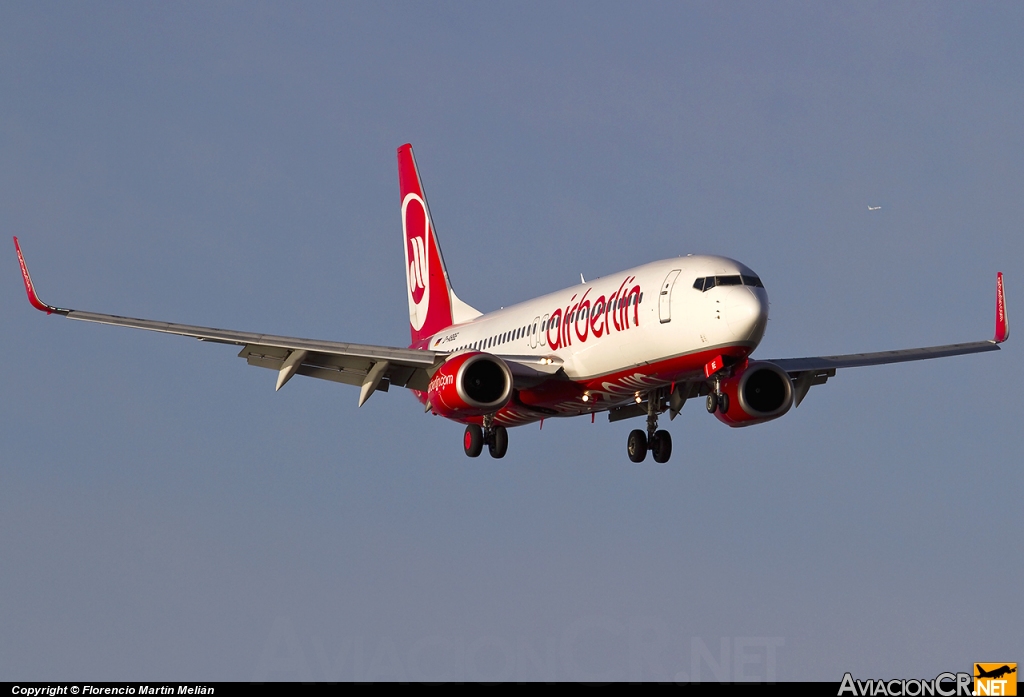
(424, 255, 769, 384)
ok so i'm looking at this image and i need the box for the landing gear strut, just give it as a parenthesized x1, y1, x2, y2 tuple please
(465, 417, 508, 459)
(626, 390, 673, 463)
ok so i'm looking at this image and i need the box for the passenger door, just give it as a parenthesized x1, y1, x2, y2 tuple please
(659, 269, 682, 323)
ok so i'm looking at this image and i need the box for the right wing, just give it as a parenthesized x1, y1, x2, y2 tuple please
(763, 272, 1008, 406)
(15, 237, 440, 405)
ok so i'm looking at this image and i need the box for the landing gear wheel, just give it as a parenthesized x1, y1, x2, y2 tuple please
(650, 430, 672, 463)
(627, 429, 648, 463)
(706, 393, 718, 414)
(718, 393, 730, 414)
(464, 424, 483, 457)
(488, 425, 508, 459)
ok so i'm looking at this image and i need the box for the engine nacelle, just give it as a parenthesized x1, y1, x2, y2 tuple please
(715, 361, 794, 427)
(427, 351, 513, 418)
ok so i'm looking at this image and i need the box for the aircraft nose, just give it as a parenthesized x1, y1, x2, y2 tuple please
(724, 286, 768, 342)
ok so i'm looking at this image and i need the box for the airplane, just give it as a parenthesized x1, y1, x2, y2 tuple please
(975, 665, 1016, 680)
(13, 144, 1010, 463)
(868, 205, 882, 211)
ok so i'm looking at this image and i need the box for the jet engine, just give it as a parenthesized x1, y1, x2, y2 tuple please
(427, 351, 513, 418)
(715, 361, 794, 427)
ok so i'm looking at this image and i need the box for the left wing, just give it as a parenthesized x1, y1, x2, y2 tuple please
(765, 272, 1008, 406)
(15, 237, 439, 405)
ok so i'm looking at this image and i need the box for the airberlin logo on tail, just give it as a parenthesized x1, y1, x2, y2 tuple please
(409, 236, 427, 299)
(403, 192, 432, 331)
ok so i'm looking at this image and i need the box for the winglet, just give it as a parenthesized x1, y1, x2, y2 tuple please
(994, 272, 1009, 343)
(12, 237, 69, 315)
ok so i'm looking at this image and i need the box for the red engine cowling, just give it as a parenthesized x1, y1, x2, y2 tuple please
(427, 351, 513, 418)
(715, 361, 794, 427)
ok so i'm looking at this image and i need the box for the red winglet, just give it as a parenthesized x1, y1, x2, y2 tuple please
(13, 237, 68, 315)
(994, 272, 1009, 343)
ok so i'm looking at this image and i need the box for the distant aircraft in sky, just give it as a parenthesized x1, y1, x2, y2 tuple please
(13, 144, 1010, 462)
(868, 205, 882, 210)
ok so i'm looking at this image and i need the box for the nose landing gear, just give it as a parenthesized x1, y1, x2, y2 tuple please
(705, 377, 729, 415)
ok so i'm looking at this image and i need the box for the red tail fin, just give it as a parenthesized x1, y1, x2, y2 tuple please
(398, 144, 455, 344)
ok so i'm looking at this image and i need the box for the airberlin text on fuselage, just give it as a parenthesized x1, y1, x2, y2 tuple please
(546, 276, 642, 350)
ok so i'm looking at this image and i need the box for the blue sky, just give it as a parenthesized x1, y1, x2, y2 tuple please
(1, 2, 1021, 681)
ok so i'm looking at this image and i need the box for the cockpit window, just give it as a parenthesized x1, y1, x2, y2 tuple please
(693, 274, 764, 292)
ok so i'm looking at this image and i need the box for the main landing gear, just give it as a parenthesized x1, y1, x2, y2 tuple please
(627, 390, 673, 463)
(464, 418, 508, 459)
